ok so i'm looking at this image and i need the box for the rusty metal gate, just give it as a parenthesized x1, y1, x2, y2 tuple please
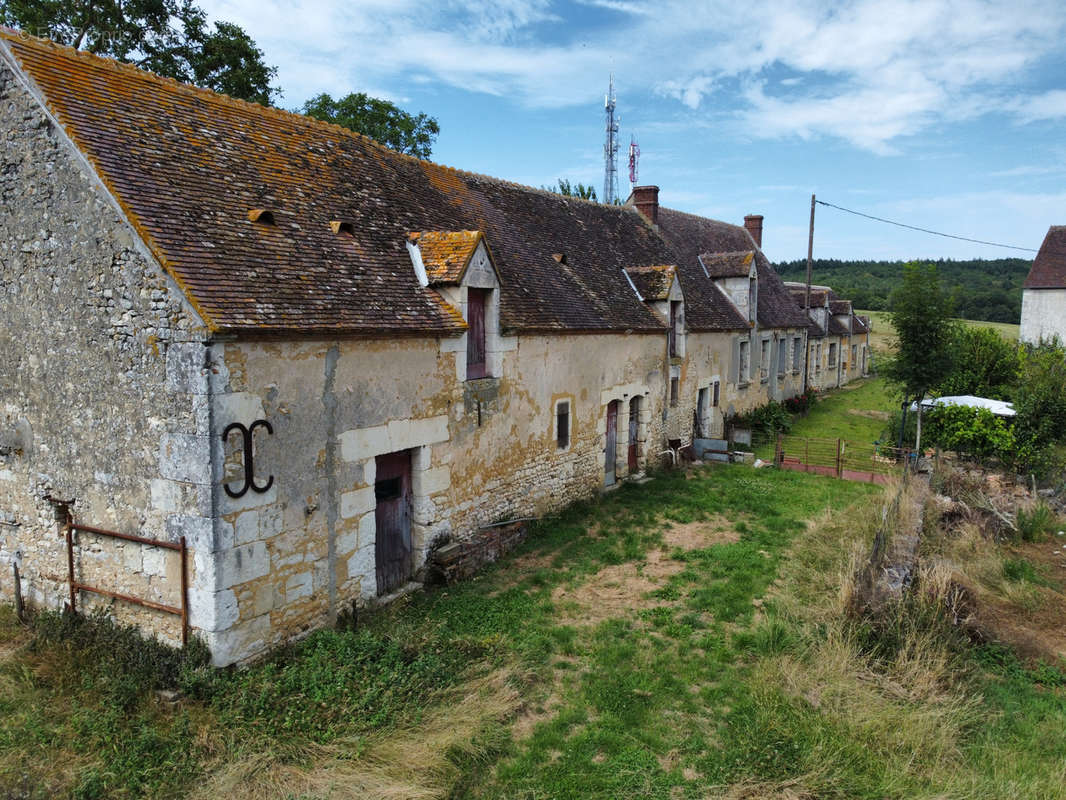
(65, 521, 190, 646)
(774, 434, 911, 485)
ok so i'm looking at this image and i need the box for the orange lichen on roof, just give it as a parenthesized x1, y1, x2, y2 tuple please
(0, 29, 684, 335)
(408, 230, 483, 284)
(624, 264, 677, 301)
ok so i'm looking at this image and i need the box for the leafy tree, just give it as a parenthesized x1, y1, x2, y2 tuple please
(301, 93, 439, 159)
(1010, 342, 1066, 478)
(544, 179, 597, 201)
(880, 263, 958, 449)
(773, 256, 1030, 324)
(935, 326, 1020, 401)
(0, 0, 279, 105)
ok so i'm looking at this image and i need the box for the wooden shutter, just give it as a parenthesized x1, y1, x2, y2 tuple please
(730, 337, 740, 383)
(466, 289, 487, 379)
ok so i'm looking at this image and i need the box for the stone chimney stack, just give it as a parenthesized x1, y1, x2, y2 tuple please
(631, 185, 660, 226)
(744, 214, 764, 248)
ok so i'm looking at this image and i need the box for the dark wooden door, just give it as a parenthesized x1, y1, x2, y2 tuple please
(605, 400, 619, 485)
(628, 397, 640, 472)
(375, 450, 412, 595)
(466, 289, 487, 379)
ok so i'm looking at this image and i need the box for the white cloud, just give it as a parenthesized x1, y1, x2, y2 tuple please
(201, 0, 1066, 151)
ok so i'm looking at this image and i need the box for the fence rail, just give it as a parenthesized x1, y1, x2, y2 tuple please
(772, 434, 912, 485)
(66, 521, 190, 646)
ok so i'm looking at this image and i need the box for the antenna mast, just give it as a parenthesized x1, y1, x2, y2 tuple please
(628, 135, 640, 186)
(603, 75, 619, 204)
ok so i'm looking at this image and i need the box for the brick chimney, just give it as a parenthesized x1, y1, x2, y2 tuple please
(744, 214, 764, 248)
(631, 185, 660, 226)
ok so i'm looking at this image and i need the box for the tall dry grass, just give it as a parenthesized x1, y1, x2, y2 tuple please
(190, 668, 520, 800)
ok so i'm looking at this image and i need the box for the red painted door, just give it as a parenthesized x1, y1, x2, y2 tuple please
(375, 451, 412, 595)
(628, 397, 640, 472)
(605, 400, 619, 485)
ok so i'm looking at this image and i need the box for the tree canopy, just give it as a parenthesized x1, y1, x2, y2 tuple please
(300, 93, 440, 159)
(544, 179, 597, 201)
(0, 0, 279, 104)
(774, 257, 1030, 324)
(881, 263, 958, 403)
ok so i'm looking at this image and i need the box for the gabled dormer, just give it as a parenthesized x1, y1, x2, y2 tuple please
(785, 282, 830, 334)
(624, 264, 685, 357)
(829, 298, 853, 335)
(407, 230, 504, 380)
(698, 251, 757, 325)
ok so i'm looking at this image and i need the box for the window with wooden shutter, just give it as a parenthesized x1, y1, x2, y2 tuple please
(669, 301, 681, 357)
(466, 288, 488, 379)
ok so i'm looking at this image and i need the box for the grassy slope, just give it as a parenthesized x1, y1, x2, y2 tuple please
(859, 309, 1020, 354)
(2, 459, 1064, 798)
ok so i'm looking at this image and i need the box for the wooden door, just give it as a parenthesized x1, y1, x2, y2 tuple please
(466, 289, 487, 379)
(628, 397, 640, 472)
(605, 400, 619, 485)
(375, 450, 412, 595)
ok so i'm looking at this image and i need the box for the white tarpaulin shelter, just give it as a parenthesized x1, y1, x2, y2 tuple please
(910, 395, 1016, 417)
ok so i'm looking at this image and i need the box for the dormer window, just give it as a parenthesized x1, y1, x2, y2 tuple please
(330, 220, 355, 236)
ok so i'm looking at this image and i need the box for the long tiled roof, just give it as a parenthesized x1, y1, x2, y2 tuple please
(2, 31, 678, 336)
(657, 208, 809, 330)
(1024, 226, 1066, 289)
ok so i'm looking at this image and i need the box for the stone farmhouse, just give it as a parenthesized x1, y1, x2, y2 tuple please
(784, 283, 870, 391)
(0, 31, 865, 665)
(1020, 226, 1066, 345)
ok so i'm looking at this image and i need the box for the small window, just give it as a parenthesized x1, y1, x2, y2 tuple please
(851, 344, 857, 367)
(792, 337, 802, 371)
(760, 338, 770, 381)
(712, 380, 720, 407)
(556, 401, 570, 450)
(739, 340, 750, 382)
(828, 342, 838, 368)
(466, 288, 488, 380)
(777, 338, 787, 376)
(374, 477, 402, 501)
(670, 377, 679, 407)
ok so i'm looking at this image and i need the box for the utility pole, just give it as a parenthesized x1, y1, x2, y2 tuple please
(804, 193, 815, 311)
(801, 194, 816, 395)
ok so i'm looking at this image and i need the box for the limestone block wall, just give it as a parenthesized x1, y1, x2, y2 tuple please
(201, 337, 457, 663)
(0, 62, 213, 645)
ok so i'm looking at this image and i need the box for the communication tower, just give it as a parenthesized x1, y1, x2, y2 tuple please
(603, 75, 619, 205)
(628, 135, 640, 186)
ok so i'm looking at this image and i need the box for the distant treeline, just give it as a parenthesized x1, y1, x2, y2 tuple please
(772, 258, 1031, 323)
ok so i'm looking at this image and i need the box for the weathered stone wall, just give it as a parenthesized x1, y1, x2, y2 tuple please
(205, 327, 675, 663)
(0, 60, 213, 645)
(1021, 289, 1066, 346)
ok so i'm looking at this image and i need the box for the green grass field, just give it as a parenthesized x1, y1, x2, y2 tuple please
(858, 309, 1020, 354)
(3, 459, 1064, 799)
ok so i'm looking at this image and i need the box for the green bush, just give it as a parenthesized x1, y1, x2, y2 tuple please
(922, 405, 1014, 460)
(732, 401, 792, 439)
(1016, 503, 1058, 543)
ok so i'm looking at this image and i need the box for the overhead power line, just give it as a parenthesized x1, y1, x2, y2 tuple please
(815, 199, 1038, 253)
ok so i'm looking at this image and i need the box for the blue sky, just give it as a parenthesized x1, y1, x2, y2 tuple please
(202, 0, 1066, 263)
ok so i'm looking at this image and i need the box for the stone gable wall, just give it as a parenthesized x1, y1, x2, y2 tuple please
(0, 61, 214, 646)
